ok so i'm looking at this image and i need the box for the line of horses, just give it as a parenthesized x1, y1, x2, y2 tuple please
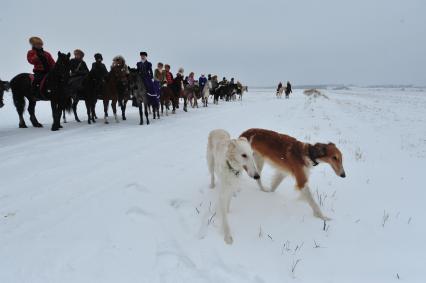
(0, 52, 247, 131)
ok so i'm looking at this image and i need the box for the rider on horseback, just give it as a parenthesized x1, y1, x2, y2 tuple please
(27, 36, 55, 98)
(69, 49, 89, 78)
(91, 53, 108, 80)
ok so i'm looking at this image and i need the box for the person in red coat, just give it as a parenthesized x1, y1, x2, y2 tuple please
(27, 36, 55, 95)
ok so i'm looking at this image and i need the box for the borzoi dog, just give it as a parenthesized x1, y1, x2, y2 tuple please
(207, 129, 260, 244)
(240, 128, 345, 221)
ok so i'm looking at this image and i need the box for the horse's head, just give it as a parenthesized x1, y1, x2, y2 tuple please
(0, 80, 10, 108)
(55, 52, 71, 80)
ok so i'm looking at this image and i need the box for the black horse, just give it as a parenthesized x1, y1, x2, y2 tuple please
(10, 52, 72, 131)
(0, 80, 10, 108)
(213, 84, 236, 104)
(64, 67, 105, 124)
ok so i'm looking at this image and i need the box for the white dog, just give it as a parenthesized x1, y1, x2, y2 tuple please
(206, 129, 260, 244)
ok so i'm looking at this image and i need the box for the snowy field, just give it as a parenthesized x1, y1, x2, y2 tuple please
(0, 87, 425, 282)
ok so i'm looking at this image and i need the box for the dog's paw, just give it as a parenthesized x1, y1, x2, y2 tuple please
(260, 186, 271, 193)
(224, 235, 233, 245)
(209, 183, 215, 189)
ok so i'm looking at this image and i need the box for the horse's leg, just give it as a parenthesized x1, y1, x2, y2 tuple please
(28, 100, 43, 127)
(62, 109, 67, 123)
(50, 101, 60, 131)
(121, 99, 127, 120)
(172, 97, 176, 114)
(144, 101, 150, 124)
(13, 92, 28, 128)
(103, 99, 109, 124)
(73, 99, 81, 122)
(85, 100, 91, 124)
(183, 97, 188, 112)
(138, 103, 144, 125)
(112, 99, 119, 123)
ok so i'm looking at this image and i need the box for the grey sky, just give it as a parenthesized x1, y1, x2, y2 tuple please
(1, 0, 425, 86)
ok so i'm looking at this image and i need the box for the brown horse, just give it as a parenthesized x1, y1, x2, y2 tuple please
(160, 85, 173, 116)
(102, 59, 129, 124)
(185, 84, 201, 108)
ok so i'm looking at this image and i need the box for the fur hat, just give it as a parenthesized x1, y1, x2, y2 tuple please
(29, 36, 43, 46)
(94, 53, 103, 61)
(140, 51, 148, 57)
(74, 49, 84, 57)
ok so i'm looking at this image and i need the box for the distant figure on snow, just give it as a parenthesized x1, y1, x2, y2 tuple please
(285, 81, 292, 98)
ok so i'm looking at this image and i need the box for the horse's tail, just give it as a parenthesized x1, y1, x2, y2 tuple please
(10, 74, 27, 113)
(64, 95, 73, 113)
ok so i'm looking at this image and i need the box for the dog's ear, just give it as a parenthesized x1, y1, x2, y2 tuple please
(238, 136, 248, 143)
(229, 139, 237, 149)
(314, 143, 327, 157)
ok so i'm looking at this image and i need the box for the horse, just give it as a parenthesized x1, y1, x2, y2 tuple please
(160, 85, 173, 116)
(237, 85, 248, 100)
(276, 86, 284, 98)
(185, 83, 201, 108)
(0, 80, 10, 108)
(169, 75, 185, 113)
(102, 59, 130, 124)
(63, 74, 91, 123)
(201, 81, 211, 107)
(10, 51, 72, 131)
(128, 68, 160, 125)
(213, 84, 236, 104)
(73, 66, 107, 124)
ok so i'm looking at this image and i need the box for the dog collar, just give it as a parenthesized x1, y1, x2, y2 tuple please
(226, 160, 240, 176)
(308, 145, 319, 166)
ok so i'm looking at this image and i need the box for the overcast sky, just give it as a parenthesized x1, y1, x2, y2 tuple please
(1, 0, 425, 86)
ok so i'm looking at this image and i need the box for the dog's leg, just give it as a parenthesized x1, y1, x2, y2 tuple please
(253, 152, 267, 191)
(300, 185, 330, 221)
(270, 171, 287, 192)
(207, 144, 215, 189)
(220, 188, 233, 244)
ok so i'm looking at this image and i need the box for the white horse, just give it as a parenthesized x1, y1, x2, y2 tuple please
(202, 81, 211, 107)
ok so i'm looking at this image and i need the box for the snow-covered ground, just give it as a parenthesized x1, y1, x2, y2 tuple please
(0, 88, 425, 282)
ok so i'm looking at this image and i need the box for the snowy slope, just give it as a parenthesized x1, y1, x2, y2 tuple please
(0, 88, 425, 282)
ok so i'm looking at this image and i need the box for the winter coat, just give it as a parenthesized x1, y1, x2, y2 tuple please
(165, 71, 174, 85)
(199, 76, 207, 89)
(27, 48, 55, 73)
(136, 60, 153, 79)
(187, 76, 195, 86)
(91, 62, 108, 79)
(70, 58, 89, 77)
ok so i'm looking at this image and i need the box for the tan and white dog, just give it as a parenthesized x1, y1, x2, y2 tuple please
(240, 128, 345, 220)
(207, 129, 260, 244)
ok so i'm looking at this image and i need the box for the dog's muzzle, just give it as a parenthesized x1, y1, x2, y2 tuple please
(254, 174, 260, 180)
(340, 171, 346, 178)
